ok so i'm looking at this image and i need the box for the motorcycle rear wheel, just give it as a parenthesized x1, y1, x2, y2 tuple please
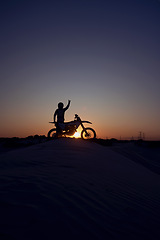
(47, 128, 57, 139)
(81, 127, 96, 140)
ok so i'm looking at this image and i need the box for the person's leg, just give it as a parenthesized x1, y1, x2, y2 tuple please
(56, 123, 62, 137)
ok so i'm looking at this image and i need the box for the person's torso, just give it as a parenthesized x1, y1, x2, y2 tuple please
(57, 109, 65, 122)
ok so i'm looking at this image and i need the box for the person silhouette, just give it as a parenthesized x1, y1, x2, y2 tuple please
(54, 100, 71, 136)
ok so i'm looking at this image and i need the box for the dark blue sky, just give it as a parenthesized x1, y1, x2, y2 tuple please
(0, 0, 160, 139)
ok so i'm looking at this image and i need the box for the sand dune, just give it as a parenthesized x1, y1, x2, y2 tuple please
(0, 139, 160, 240)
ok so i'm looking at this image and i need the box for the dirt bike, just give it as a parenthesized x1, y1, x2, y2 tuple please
(47, 114, 96, 140)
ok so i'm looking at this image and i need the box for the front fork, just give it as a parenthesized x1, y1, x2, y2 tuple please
(80, 122, 89, 136)
(76, 116, 89, 136)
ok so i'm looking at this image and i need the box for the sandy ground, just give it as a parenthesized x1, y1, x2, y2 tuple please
(0, 138, 160, 240)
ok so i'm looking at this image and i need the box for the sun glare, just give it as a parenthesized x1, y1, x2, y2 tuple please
(73, 132, 81, 138)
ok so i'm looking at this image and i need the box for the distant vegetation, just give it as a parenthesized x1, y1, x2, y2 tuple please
(0, 135, 47, 153)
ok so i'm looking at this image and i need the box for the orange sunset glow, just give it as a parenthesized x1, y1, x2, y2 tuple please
(73, 131, 81, 138)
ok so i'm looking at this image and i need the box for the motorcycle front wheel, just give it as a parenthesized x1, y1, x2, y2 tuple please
(81, 128, 96, 140)
(47, 128, 57, 139)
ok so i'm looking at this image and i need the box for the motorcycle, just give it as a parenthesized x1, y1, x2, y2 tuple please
(47, 114, 96, 140)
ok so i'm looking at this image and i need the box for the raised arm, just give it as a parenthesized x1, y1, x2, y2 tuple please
(64, 100, 71, 111)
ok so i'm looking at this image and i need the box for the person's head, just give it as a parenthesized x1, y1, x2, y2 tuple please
(58, 102, 64, 109)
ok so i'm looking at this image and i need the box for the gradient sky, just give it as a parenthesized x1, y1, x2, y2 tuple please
(0, 0, 160, 139)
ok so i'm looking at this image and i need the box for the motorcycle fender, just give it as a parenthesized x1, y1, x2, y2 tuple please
(81, 121, 92, 124)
